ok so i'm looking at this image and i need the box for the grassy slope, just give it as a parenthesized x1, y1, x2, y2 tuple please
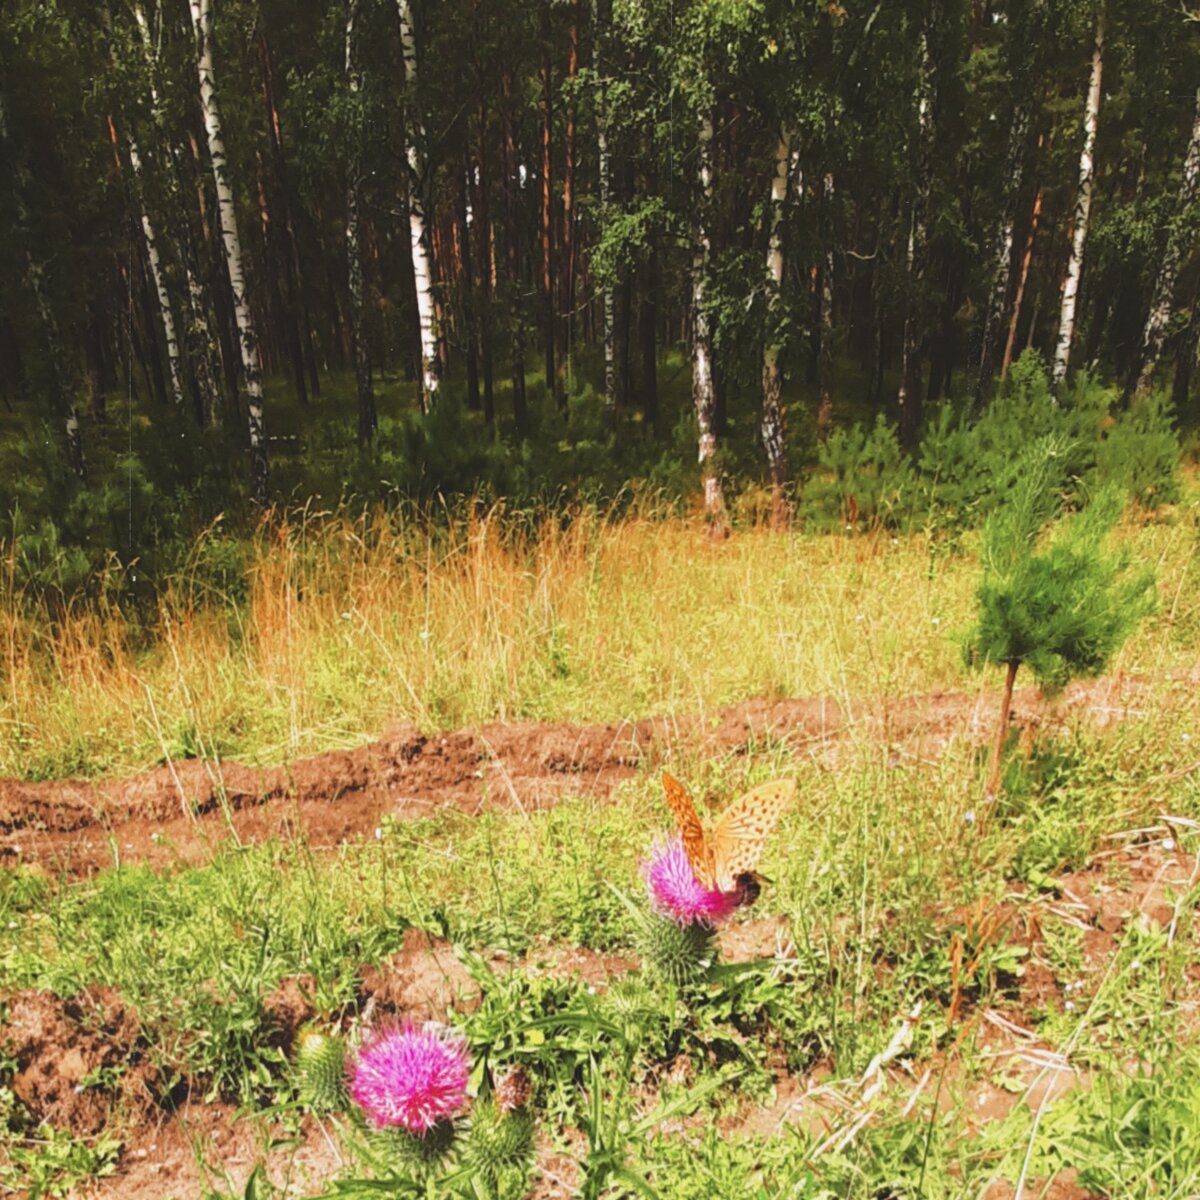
(1, 507, 1200, 1194)
(3, 497, 1197, 780)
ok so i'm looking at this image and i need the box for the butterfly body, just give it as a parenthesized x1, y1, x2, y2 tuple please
(661, 772, 794, 898)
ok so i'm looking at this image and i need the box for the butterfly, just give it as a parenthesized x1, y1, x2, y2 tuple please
(661, 772, 795, 901)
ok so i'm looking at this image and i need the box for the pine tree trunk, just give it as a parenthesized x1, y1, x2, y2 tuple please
(1002, 174, 1044, 380)
(190, 0, 267, 503)
(475, 100, 495, 423)
(561, 9, 578, 394)
(693, 112, 727, 531)
(540, 26, 560, 413)
(1135, 85, 1200, 396)
(986, 658, 1020, 798)
(818, 171, 836, 444)
(976, 101, 1030, 403)
(345, 0, 375, 445)
(760, 131, 792, 527)
(396, 0, 440, 411)
(639, 249, 658, 430)
(456, 159, 481, 411)
(500, 71, 527, 431)
(593, 0, 615, 423)
(1052, 8, 1105, 390)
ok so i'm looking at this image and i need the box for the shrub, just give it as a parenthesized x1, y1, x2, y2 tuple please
(964, 436, 1156, 796)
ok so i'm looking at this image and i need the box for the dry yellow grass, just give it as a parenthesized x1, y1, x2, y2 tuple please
(0, 500, 1195, 779)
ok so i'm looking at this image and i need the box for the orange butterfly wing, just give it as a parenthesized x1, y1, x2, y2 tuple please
(661, 772, 715, 888)
(709, 779, 795, 892)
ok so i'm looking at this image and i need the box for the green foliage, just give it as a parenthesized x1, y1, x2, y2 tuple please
(0, 1125, 120, 1199)
(808, 414, 917, 530)
(965, 440, 1157, 690)
(1096, 388, 1182, 509)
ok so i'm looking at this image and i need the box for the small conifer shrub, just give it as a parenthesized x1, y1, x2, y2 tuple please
(964, 435, 1156, 797)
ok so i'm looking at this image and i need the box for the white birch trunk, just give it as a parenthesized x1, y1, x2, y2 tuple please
(1052, 8, 1105, 389)
(1136, 85, 1200, 395)
(135, 3, 222, 426)
(126, 131, 185, 408)
(396, 0, 440, 410)
(190, 0, 267, 502)
(345, 0, 375, 444)
(593, 0, 615, 420)
(692, 112, 726, 526)
(760, 131, 791, 521)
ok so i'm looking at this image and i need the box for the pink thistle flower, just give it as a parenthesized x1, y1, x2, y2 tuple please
(642, 835, 738, 927)
(350, 1021, 470, 1134)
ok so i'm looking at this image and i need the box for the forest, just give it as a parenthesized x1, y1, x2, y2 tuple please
(2, 0, 1198, 572)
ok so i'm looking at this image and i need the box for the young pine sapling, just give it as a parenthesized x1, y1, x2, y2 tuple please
(965, 435, 1156, 798)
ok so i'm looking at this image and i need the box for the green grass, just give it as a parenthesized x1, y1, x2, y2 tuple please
(4, 669, 1200, 1194)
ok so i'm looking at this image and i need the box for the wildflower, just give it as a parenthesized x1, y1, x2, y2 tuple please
(964, 810, 976, 826)
(351, 1021, 470, 1134)
(642, 836, 738, 928)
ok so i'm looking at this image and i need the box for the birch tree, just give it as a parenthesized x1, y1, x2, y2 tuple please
(396, 0, 440, 411)
(1134, 85, 1200, 396)
(1052, 6, 1105, 389)
(124, 127, 186, 410)
(897, 11, 934, 449)
(594, 0, 616, 422)
(133, 2, 223, 427)
(189, 0, 268, 502)
(693, 111, 726, 528)
(760, 130, 793, 527)
(344, 0, 375, 445)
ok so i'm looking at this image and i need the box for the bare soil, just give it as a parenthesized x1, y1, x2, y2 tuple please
(1, 667, 1178, 877)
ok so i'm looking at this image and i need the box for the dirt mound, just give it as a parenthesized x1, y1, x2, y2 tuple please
(4, 986, 157, 1134)
(0, 669, 1174, 877)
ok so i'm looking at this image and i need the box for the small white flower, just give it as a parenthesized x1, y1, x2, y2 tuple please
(6, 921, 16, 929)
(419, 628, 432, 643)
(1064, 1000, 1075, 1011)
(964, 810, 976, 826)
(931, 617, 941, 625)
(891, 538, 899, 546)
(1129, 959, 1141, 971)
(855, 614, 865, 622)
(1182, 733, 1191, 743)
(1163, 837, 1177, 852)
(374, 827, 383, 840)
(341, 611, 352, 621)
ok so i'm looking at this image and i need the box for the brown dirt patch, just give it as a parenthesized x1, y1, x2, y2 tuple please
(3, 668, 1179, 878)
(4, 987, 157, 1135)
